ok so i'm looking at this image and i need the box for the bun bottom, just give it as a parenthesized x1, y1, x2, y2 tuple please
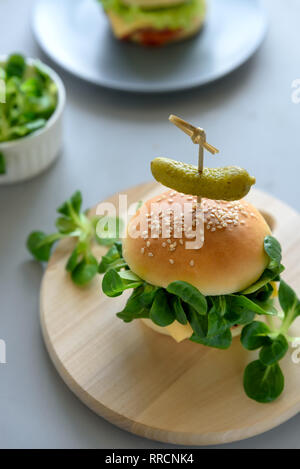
(141, 318, 243, 340)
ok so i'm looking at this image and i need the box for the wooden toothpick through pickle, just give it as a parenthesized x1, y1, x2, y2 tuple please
(169, 115, 219, 206)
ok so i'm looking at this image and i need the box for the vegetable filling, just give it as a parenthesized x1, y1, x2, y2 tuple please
(99, 0, 206, 31)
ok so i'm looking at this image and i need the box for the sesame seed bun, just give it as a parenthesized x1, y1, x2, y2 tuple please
(123, 190, 271, 296)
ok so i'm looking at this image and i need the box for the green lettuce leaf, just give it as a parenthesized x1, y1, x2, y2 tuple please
(99, 0, 205, 31)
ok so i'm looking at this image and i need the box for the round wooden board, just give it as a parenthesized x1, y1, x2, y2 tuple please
(40, 182, 300, 446)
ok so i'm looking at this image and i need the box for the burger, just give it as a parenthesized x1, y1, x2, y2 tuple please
(101, 189, 279, 347)
(98, 0, 206, 46)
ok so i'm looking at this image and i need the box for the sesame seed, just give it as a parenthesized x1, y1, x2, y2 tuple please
(169, 259, 174, 265)
(190, 260, 195, 267)
(146, 241, 151, 247)
(148, 252, 154, 257)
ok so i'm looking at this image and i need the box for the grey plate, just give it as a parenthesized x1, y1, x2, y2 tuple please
(32, 0, 267, 93)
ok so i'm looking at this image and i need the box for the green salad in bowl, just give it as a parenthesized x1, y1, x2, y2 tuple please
(0, 53, 58, 144)
(0, 53, 65, 183)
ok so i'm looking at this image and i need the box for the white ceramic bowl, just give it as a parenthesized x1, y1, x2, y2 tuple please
(0, 57, 66, 184)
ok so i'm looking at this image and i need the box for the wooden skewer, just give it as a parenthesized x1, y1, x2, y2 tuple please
(169, 115, 219, 154)
(197, 129, 206, 205)
(169, 115, 219, 206)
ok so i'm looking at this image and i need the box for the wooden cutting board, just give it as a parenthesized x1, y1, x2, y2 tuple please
(40, 182, 300, 446)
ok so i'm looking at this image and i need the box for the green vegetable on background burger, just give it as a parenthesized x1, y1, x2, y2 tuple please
(98, 0, 206, 46)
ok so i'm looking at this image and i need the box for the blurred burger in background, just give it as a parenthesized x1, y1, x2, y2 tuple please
(98, 0, 206, 46)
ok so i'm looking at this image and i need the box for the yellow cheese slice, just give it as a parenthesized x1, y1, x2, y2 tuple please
(142, 318, 243, 341)
(106, 11, 151, 38)
(271, 281, 278, 298)
(166, 320, 194, 343)
(141, 318, 193, 343)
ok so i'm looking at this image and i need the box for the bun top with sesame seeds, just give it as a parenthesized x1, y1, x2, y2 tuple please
(122, 190, 271, 296)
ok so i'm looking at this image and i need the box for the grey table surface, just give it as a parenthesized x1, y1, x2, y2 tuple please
(0, 0, 299, 449)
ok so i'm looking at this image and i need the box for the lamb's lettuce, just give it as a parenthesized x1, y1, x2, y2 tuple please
(0, 54, 58, 148)
(27, 191, 120, 286)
